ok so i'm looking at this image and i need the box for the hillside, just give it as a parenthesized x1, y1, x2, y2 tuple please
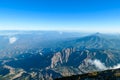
(55, 68, 120, 80)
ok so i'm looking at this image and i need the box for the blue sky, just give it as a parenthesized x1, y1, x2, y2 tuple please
(0, 0, 120, 33)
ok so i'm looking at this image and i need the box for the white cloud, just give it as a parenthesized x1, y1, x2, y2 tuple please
(9, 37, 17, 44)
(88, 59, 107, 70)
(88, 59, 120, 70)
(110, 64, 120, 69)
(39, 53, 43, 56)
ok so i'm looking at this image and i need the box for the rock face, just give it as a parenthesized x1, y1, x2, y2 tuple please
(51, 52, 62, 68)
(64, 48, 71, 63)
(51, 48, 72, 68)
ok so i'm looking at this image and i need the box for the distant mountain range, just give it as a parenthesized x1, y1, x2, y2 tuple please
(0, 31, 120, 80)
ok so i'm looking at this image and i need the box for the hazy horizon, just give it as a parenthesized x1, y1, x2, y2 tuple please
(0, 29, 120, 34)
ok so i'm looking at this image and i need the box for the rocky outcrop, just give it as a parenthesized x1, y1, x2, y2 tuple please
(51, 48, 72, 68)
(51, 52, 62, 68)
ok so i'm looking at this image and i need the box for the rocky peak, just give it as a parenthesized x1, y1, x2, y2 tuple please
(51, 48, 72, 68)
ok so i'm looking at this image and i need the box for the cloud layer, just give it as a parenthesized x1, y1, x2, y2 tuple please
(88, 59, 120, 70)
(9, 37, 17, 44)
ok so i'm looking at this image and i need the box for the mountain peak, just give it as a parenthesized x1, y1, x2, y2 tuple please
(93, 32, 102, 36)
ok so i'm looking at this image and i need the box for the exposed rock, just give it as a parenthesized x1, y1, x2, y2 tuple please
(51, 52, 62, 68)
